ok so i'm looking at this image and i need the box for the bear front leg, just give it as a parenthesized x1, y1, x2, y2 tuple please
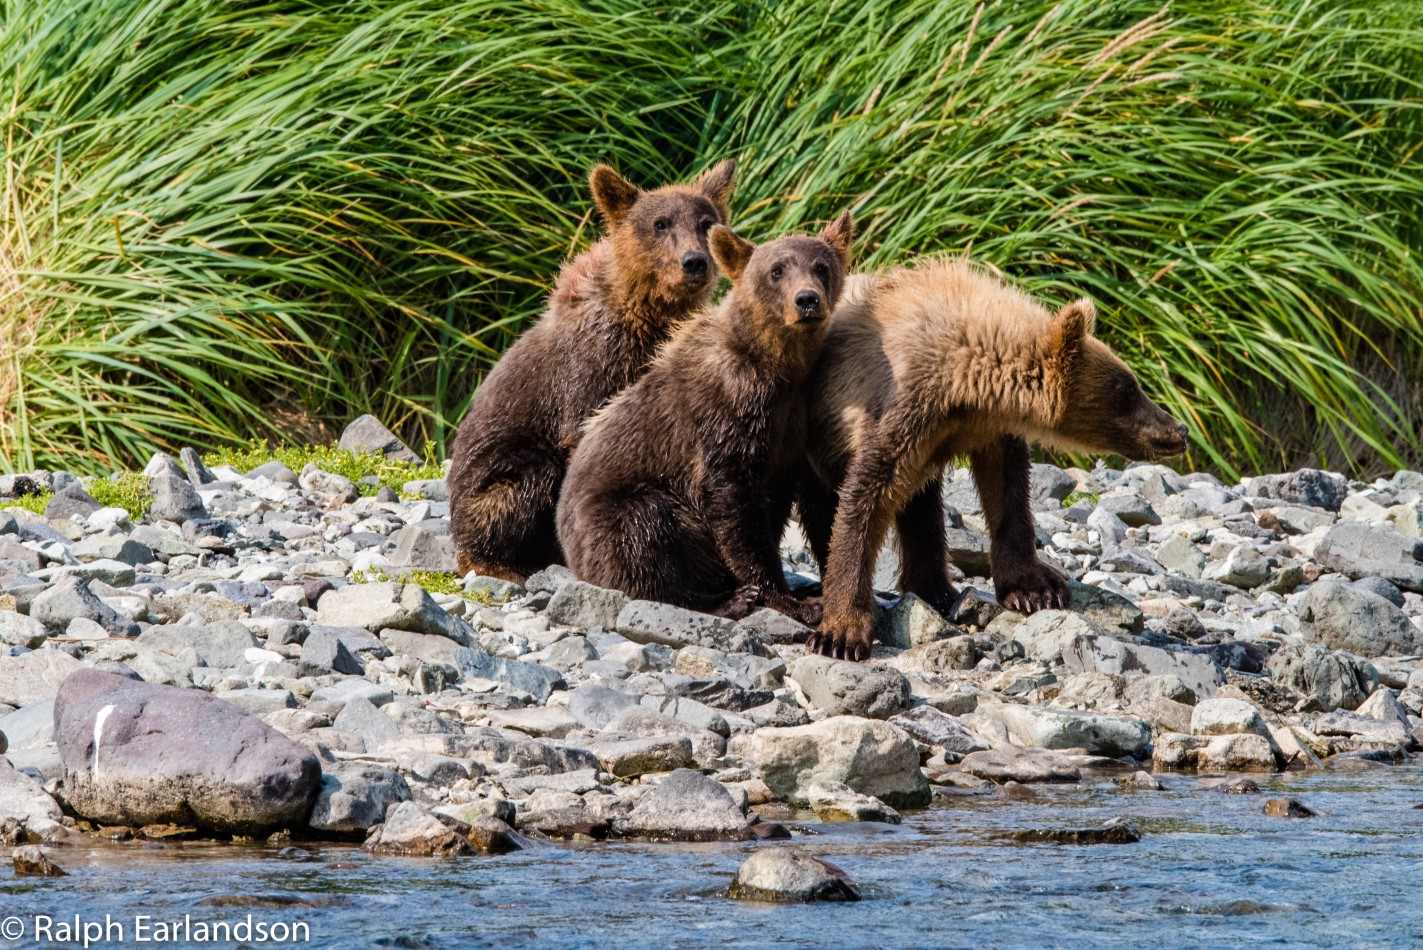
(813, 442, 897, 661)
(895, 480, 960, 619)
(970, 434, 1069, 614)
(703, 455, 820, 627)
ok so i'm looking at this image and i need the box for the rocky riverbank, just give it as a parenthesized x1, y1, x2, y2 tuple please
(3, 418, 1423, 899)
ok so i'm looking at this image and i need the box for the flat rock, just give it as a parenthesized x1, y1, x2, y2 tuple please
(362, 801, 472, 856)
(787, 655, 910, 719)
(1152, 732, 1276, 772)
(619, 768, 751, 841)
(55, 669, 321, 833)
(728, 847, 860, 902)
(0, 650, 83, 708)
(1314, 521, 1423, 593)
(729, 716, 929, 808)
(978, 703, 1150, 757)
(316, 582, 473, 644)
(886, 706, 989, 757)
(545, 581, 628, 629)
(590, 735, 695, 777)
(957, 747, 1082, 784)
(138, 621, 259, 669)
(615, 600, 763, 653)
(30, 576, 138, 637)
(453, 647, 564, 703)
(1000, 816, 1141, 845)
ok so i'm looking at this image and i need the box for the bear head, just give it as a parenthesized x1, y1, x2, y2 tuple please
(589, 159, 735, 313)
(1045, 299, 1189, 461)
(708, 209, 854, 344)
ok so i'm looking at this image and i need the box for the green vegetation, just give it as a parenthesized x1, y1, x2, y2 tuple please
(203, 441, 443, 495)
(4, 0, 1420, 479)
(88, 473, 153, 520)
(351, 566, 494, 603)
(2, 492, 51, 516)
(1061, 490, 1100, 509)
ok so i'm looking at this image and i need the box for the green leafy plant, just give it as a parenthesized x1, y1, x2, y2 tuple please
(351, 566, 494, 603)
(87, 473, 153, 520)
(203, 441, 442, 495)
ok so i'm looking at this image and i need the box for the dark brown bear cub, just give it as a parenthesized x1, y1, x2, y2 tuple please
(448, 160, 735, 583)
(557, 211, 854, 623)
(800, 259, 1188, 660)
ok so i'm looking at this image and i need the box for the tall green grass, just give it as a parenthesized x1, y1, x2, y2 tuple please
(3, 0, 1421, 479)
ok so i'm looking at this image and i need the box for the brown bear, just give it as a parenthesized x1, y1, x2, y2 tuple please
(799, 258, 1188, 660)
(556, 211, 855, 623)
(448, 159, 736, 583)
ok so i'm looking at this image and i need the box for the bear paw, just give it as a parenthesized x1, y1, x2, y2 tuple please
(808, 608, 874, 662)
(995, 562, 1070, 614)
(764, 591, 822, 627)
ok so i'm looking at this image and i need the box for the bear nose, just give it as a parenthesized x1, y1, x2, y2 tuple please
(681, 251, 708, 278)
(1176, 423, 1188, 440)
(795, 290, 821, 312)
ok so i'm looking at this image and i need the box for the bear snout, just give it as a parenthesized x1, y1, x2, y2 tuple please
(680, 251, 709, 280)
(794, 289, 822, 318)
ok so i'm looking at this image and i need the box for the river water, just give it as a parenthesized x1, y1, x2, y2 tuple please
(5, 766, 1422, 949)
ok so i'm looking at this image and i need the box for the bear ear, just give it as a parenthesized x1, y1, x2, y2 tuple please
(589, 164, 641, 227)
(709, 225, 756, 283)
(818, 208, 855, 270)
(1051, 298, 1097, 361)
(695, 159, 736, 217)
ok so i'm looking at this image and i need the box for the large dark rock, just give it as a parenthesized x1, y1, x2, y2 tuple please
(54, 669, 321, 833)
(1299, 581, 1423, 658)
(1245, 469, 1349, 512)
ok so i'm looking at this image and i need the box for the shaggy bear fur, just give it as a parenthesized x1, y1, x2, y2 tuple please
(557, 211, 855, 623)
(800, 258, 1188, 660)
(448, 160, 735, 583)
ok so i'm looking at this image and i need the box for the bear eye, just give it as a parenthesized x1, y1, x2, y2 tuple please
(698, 218, 713, 233)
(813, 261, 830, 279)
(770, 265, 783, 280)
(653, 218, 670, 233)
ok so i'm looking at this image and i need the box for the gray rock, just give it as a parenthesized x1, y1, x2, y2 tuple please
(316, 582, 473, 644)
(728, 847, 860, 902)
(1314, 710, 1409, 745)
(542, 635, 597, 672)
(1155, 535, 1206, 578)
(310, 679, 394, 708)
(590, 735, 695, 777)
(977, 702, 1151, 757)
(957, 746, 1082, 784)
(0, 611, 47, 649)
(0, 649, 83, 708)
(886, 706, 989, 757)
(138, 621, 259, 669)
(453, 647, 565, 702)
(567, 683, 641, 730)
(876, 593, 958, 649)
(620, 768, 751, 841)
(148, 472, 209, 523)
(616, 600, 763, 653)
(339, 414, 420, 463)
(215, 689, 297, 717)
(30, 576, 138, 637)
(0, 756, 64, 835)
(44, 483, 102, 521)
(70, 535, 154, 567)
(525, 564, 577, 594)
(1299, 581, 1423, 658)
(729, 716, 929, 808)
(1203, 546, 1270, 589)
(601, 706, 726, 762)
(300, 629, 365, 675)
(333, 696, 404, 751)
(738, 608, 812, 645)
(245, 460, 298, 483)
(1354, 576, 1405, 608)
(1152, 732, 1276, 772)
(787, 655, 910, 719)
(308, 764, 412, 835)
(807, 781, 901, 824)
(1245, 469, 1348, 512)
(1314, 521, 1423, 593)
(362, 801, 472, 856)
(1031, 464, 1078, 508)
(943, 528, 992, 576)
(54, 669, 320, 833)
(1062, 630, 1223, 700)
(0, 701, 55, 750)
(545, 581, 629, 629)
(1064, 580, 1144, 634)
(179, 446, 217, 487)
(1096, 491, 1160, 527)
(388, 524, 458, 574)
